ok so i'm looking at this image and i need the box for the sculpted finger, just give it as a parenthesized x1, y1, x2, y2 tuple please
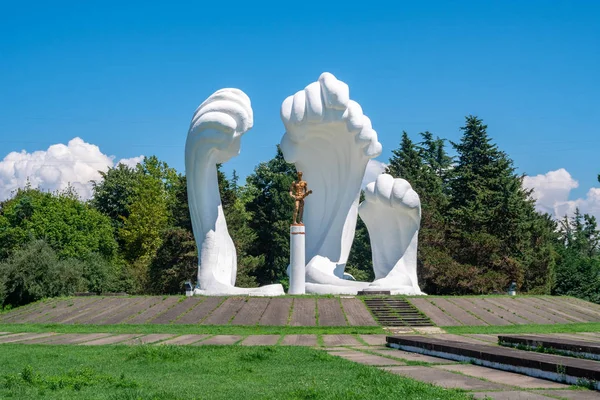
(319, 72, 349, 110)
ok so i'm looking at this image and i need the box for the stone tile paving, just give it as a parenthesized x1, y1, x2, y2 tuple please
(465, 334, 500, 344)
(43, 333, 114, 345)
(434, 364, 570, 389)
(381, 366, 509, 390)
(127, 297, 180, 324)
(359, 334, 387, 346)
(475, 298, 531, 325)
(158, 335, 210, 345)
(527, 298, 593, 323)
(317, 298, 347, 326)
(408, 298, 461, 326)
(564, 297, 600, 313)
(80, 298, 143, 324)
(289, 298, 316, 326)
(15, 333, 68, 344)
(510, 299, 573, 324)
(60, 297, 124, 324)
(80, 334, 141, 345)
(472, 392, 558, 400)
(412, 326, 445, 334)
(534, 389, 600, 399)
(4, 299, 62, 323)
(322, 334, 361, 346)
(28, 298, 98, 323)
(328, 350, 406, 366)
(281, 334, 318, 346)
(41, 298, 100, 324)
(202, 297, 245, 325)
(485, 298, 554, 324)
(530, 305, 584, 324)
(352, 345, 387, 350)
(341, 298, 378, 326)
(240, 335, 280, 346)
(231, 298, 270, 325)
(259, 298, 292, 326)
(429, 298, 486, 325)
(194, 335, 241, 345)
(0, 300, 52, 322)
(2, 299, 56, 320)
(120, 334, 176, 345)
(0, 332, 56, 343)
(367, 348, 458, 364)
(431, 333, 498, 345)
(449, 298, 510, 326)
(5, 295, 600, 328)
(547, 299, 600, 321)
(552, 333, 600, 342)
(579, 332, 600, 338)
(150, 297, 203, 324)
(102, 296, 163, 324)
(175, 297, 223, 324)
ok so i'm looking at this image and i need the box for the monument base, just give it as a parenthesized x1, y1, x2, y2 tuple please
(289, 225, 306, 294)
(357, 290, 391, 296)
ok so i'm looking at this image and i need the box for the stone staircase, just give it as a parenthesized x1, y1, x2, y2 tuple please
(363, 297, 434, 327)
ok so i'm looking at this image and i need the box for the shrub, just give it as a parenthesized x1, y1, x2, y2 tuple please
(0, 240, 84, 307)
(82, 253, 127, 294)
(0, 240, 128, 307)
(148, 228, 197, 294)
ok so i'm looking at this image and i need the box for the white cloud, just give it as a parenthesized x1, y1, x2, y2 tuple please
(362, 159, 387, 188)
(554, 188, 600, 221)
(523, 169, 600, 221)
(522, 168, 579, 215)
(0, 137, 144, 201)
(118, 155, 145, 168)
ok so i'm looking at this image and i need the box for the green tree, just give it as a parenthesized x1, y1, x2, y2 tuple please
(414, 133, 454, 293)
(148, 227, 197, 294)
(91, 164, 140, 232)
(119, 172, 169, 292)
(384, 131, 456, 293)
(245, 146, 296, 285)
(226, 192, 263, 288)
(0, 187, 118, 261)
(138, 155, 179, 211)
(446, 116, 549, 293)
(521, 211, 557, 294)
(386, 131, 422, 183)
(553, 210, 600, 303)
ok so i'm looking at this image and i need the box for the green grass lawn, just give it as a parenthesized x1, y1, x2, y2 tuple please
(0, 344, 472, 400)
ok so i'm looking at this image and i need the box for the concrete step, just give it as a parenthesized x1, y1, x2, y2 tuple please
(386, 335, 600, 391)
(499, 335, 600, 361)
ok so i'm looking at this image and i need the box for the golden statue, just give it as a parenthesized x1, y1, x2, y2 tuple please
(290, 171, 312, 225)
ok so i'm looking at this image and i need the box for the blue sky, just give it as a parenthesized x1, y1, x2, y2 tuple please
(1, 1, 599, 215)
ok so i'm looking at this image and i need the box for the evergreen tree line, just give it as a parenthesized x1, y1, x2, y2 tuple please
(0, 116, 598, 307)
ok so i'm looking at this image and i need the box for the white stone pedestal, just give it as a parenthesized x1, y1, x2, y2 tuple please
(289, 224, 306, 294)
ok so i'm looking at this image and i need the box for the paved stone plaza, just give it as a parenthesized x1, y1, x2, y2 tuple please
(0, 296, 378, 326)
(2, 295, 600, 328)
(409, 296, 600, 326)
